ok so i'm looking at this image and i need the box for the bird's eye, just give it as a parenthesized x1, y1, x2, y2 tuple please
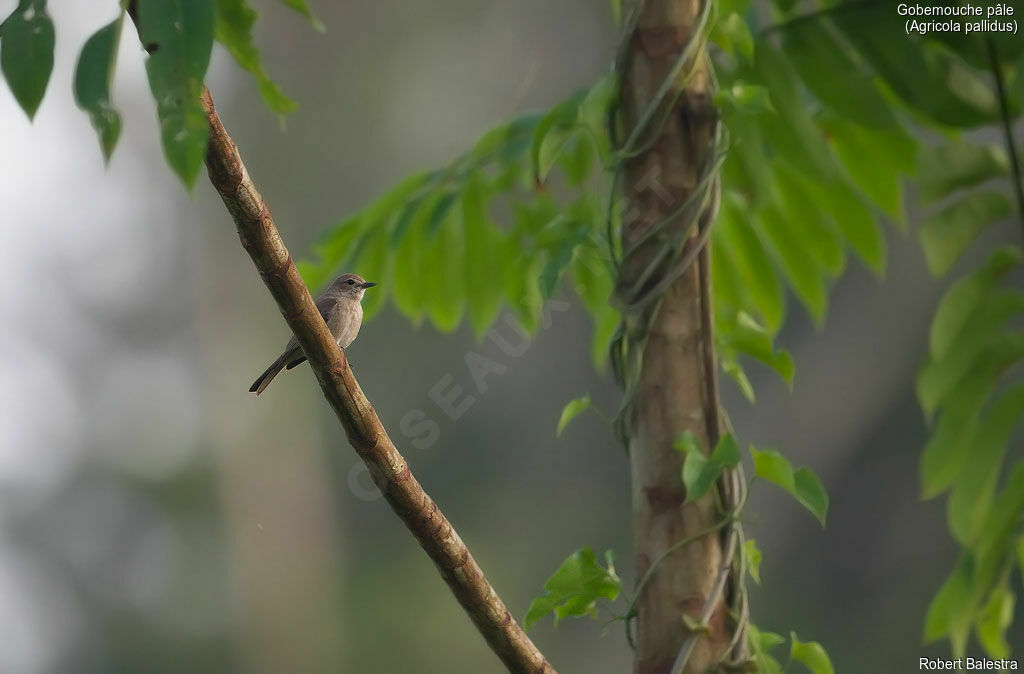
(346, 279, 355, 285)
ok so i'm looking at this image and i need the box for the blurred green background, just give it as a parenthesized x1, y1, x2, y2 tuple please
(1, 1, 1021, 672)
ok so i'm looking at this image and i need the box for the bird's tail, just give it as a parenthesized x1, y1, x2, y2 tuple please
(249, 356, 286, 395)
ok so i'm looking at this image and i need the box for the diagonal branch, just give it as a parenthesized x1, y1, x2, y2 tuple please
(197, 88, 554, 673)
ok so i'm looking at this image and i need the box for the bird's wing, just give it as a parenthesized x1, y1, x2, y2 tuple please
(316, 292, 341, 324)
(280, 291, 342, 354)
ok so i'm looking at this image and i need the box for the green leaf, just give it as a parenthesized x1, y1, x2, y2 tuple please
(391, 208, 426, 324)
(137, 0, 215, 188)
(525, 548, 620, 629)
(675, 432, 741, 503)
(530, 98, 580, 185)
(754, 39, 839, 180)
(578, 74, 615, 135)
(750, 447, 829, 526)
(73, 16, 124, 162)
(538, 218, 589, 299)
(745, 538, 763, 585)
(725, 117, 774, 207)
(974, 465, 1024, 585)
(926, 469, 1024, 655)
(503, 215, 544, 333)
(556, 395, 591, 438)
(610, 0, 621, 26)
(350, 224, 389, 320)
(711, 12, 753, 62)
(793, 468, 830, 528)
(590, 302, 619, 371)
(924, 555, 974, 653)
(0, 0, 55, 120)
(929, 247, 1022, 359)
(714, 82, 774, 117)
(920, 191, 1013, 277)
(825, 120, 908, 226)
(215, 0, 296, 118)
(301, 214, 362, 288)
(425, 191, 459, 238)
(830, 4, 997, 127)
(560, 134, 595, 187)
(780, 17, 901, 131)
(949, 384, 1024, 544)
(754, 627, 785, 652)
(719, 312, 794, 387)
(789, 632, 834, 674)
(918, 142, 1009, 204)
(717, 193, 784, 331)
(760, 206, 828, 323)
(462, 174, 503, 339)
(814, 181, 887, 274)
(425, 207, 465, 332)
(975, 585, 1014, 659)
(572, 239, 617, 369)
(774, 164, 844, 277)
(722, 358, 756, 403)
(748, 625, 785, 674)
(917, 309, 1024, 418)
(920, 359, 996, 498)
(360, 170, 435, 233)
(277, 0, 325, 32)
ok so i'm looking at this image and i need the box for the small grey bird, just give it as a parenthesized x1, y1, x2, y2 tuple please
(249, 273, 376, 395)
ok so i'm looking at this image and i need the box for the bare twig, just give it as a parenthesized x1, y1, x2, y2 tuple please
(193, 89, 555, 674)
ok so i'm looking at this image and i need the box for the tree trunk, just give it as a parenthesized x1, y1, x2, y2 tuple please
(615, 1, 732, 672)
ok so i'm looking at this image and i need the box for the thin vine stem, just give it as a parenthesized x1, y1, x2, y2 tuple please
(986, 37, 1024, 236)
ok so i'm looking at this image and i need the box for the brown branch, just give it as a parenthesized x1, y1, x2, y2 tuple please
(196, 88, 554, 674)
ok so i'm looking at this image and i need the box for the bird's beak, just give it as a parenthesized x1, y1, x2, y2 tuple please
(361, 282, 377, 288)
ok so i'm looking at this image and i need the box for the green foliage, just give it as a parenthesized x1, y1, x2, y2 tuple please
(918, 141, 1009, 204)
(744, 538, 762, 585)
(921, 238, 1024, 655)
(976, 583, 1015, 659)
(750, 447, 829, 526)
(920, 192, 1013, 276)
(713, 82, 772, 117)
(0, 0, 307, 171)
(717, 311, 793, 403)
(926, 466, 1024, 656)
(137, 0, 215, 188)
(298, 77, 619, 366)
(277, 0, 325, 33)
(746, 626, 834, 674)
(789, 632, 835, 674)
(918, 210, 1024, 659)
(525, 548, 620, 629)
(215, 0, 297, 119)
(556, 395, 591, 438)
(714, 6, 1023, 656)
(73, 15, 124, 162)
(748, 625, 785, 673)
(828, 2, 997, 127)
(674, 431, 740, 503)
(1, 0, 55, 120)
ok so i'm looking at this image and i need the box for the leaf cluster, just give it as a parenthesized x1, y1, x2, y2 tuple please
(0, 0, 320, 182)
